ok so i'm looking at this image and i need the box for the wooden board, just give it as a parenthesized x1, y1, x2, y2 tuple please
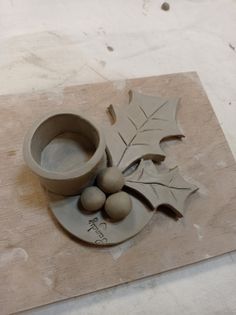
(1, 72, 236, 314)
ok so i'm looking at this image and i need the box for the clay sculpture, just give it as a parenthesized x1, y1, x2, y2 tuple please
(24, 90, 198, 246)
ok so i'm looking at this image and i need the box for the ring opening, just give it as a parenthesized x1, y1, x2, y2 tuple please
(30, 113, 99, 174)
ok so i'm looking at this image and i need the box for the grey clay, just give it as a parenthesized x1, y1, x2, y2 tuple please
(23, 111, 106, 196)
(105, 191, 132, 221)
(97, 167, 125, 194)
(104, 91, 183, 171)
(23, 90, 198, 246)
(50, 191, 154, 245)
(80, 186, 106, 212)
(161, 2, 170, 11)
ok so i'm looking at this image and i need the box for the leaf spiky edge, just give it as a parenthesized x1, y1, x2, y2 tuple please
(105, 90, 184, 172)
(125, 159, 198, 217)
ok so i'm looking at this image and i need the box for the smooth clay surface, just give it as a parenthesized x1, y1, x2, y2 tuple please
(41, 132, 94, 173)
(104, 191, 132, 221)
(80, 186, 106, 212)
(49, 191, 154, 245)
(23, 111, 106, 195)
(97, 167, 125, 194)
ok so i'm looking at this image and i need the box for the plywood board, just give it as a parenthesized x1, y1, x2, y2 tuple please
(0, 72, 236, 314)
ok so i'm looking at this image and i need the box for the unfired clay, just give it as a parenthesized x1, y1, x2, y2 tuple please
(80, 187, 106, 212)
(24, 90, 198, 246)
(49, 192, 153, 245)
(105, 191, 132, 221)
(97, 167, 124, 194)
(125, 159, 198, 217)
(105, 90, 183, 172)
(23, 111, 106, 195)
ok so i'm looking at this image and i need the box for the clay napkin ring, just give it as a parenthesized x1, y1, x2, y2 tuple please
(23, 111, 106, 195)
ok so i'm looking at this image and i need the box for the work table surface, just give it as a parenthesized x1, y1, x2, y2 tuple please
(1, 1, 236, 314)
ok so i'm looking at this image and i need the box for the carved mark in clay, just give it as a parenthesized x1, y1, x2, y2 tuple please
(87, 217, 108, 244)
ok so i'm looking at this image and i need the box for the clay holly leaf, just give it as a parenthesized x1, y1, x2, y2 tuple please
(125, 160, 198, 217)
(105, 90, 183, 172)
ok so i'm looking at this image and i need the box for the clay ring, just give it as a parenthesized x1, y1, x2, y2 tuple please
(23, 111, 106, 195)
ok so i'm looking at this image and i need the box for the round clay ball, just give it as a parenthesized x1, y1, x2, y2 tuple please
(80, 186, 106, 212)
(105, 191, 132, 221)
(161, 2, 170, 11)
(97, 167, 125, 194)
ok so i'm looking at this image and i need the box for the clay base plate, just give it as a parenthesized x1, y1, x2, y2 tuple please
(49, 192, 154, 245)
(1, 73, 236, 314)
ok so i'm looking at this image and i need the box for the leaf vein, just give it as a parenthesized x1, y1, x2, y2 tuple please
(140, 128, 163, 133)
(128, 116, 138, 130)
(170, 190, 177, 201)
(117, 100, 168, 168)
(118, 132, 127, 146)
(138, 104, 148, 119)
